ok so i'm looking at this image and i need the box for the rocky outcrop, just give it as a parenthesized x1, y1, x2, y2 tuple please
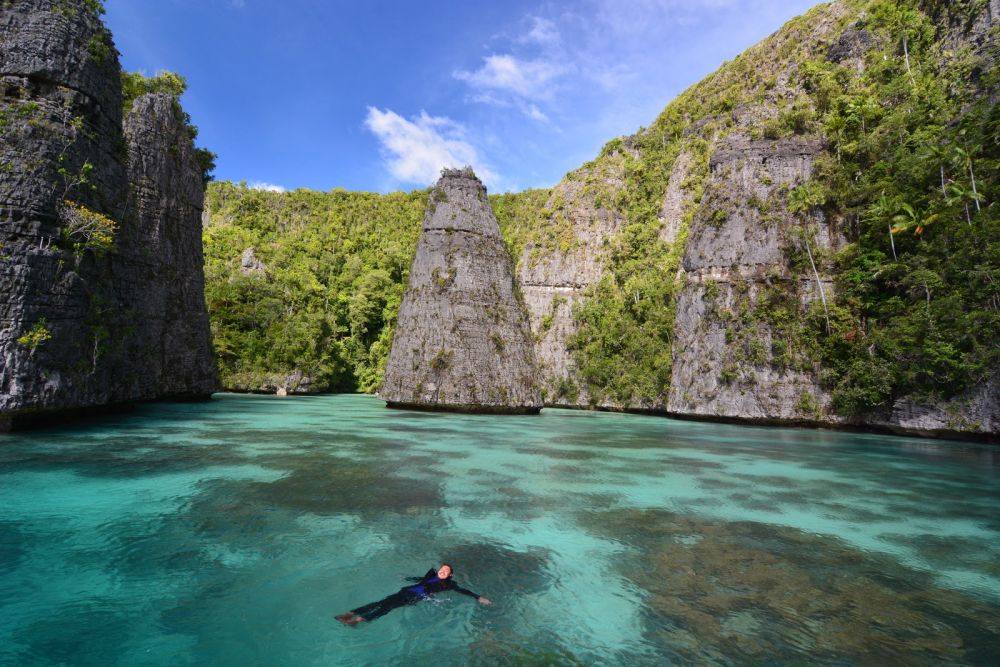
(505, 0, 998, 440)
(869, 381, 999, 440)
(826, 24, 875, 69)
(239, 247, 265, 275)
(518, 156, 627, 407)
(381, 167, 541, 413)
(122, 93, 217, 399)
(667, 136, 845, 423)
(0, 0, 216, 430)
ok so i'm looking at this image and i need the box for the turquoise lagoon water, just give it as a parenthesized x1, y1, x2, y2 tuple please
(1, 394, 999, 666)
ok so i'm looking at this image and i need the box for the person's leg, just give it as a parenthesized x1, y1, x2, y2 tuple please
(338, 590, 415, 624)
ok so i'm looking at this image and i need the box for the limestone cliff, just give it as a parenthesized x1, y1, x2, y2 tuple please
(518, 155, 627, 408)
(381, 168, 541, 413)
(511, 0, 999, 440)
(122, 93, 217, 399)
(0, 0, 216, 430)
(667, 136, 845, 423)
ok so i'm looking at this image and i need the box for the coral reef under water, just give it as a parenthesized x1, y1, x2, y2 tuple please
(582, 509, 1000, 665)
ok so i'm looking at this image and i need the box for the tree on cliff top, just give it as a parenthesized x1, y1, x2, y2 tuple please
(121, 71, 217, 182)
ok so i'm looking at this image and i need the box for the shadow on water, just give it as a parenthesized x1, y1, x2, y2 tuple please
(16, 605, 136, 667)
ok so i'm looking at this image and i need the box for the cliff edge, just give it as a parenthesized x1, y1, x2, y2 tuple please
(0, 0, 217, 430)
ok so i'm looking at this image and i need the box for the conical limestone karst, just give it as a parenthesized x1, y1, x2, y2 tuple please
(380, 167, 542, 413)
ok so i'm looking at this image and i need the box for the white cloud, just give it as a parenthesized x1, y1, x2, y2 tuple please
(454, 54, 564, 100)
(522, 16, 561, 46)
(525, 104, 549, 122)
(364, 107, 497, 187)
(249, 182, 286, 193)
(594, 0, 762, 34)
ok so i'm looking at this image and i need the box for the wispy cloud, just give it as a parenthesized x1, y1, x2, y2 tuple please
(364, 107, 498, 187)
(249, 182, 286, 192)
(592, 0, 739, 34)
(453, 0, 803, 135)
(451, 14, 572, 122)
(454, 54, 564, 100)
(521, 16, 561, 46)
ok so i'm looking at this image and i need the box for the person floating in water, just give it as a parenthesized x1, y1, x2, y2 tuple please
(336, 563, 491, 625)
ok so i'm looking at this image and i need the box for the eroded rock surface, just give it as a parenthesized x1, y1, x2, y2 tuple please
(667, 135, 845, 423)
(0, 0, 216, 429)
(518, 160, 627, 408)
(122, 93, 217, 399)
(381, 168, 541, 413)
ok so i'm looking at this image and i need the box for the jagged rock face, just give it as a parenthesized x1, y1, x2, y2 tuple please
(510, 1, 997, 439)
(239, 247, 265, 275)
(826, 24, 875, 69)
(0, 1, 126, 246)
(0, 1, 216, 429)
(381, 168, 541, 413)
(0, 0, 129, 425)
(667, 136, 844, 423)
(870, 380, 999, 438)
(122, 93, 217, 398)
(518, 159, 627, 408)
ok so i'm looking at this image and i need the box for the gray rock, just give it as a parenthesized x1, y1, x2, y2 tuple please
(667, 135, 841, 423)
(0, 0, 216, 428)
(826, 24, 874, 67)
(868, 381, 999, 440)
(381, 167, 542, 413)
(239, 247, 266, 275)
(518, 155, 627, 408)
(122, 93, 217, 399)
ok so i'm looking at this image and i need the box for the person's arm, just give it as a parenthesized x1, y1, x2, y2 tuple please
(405, 568, 436, 582)
(451, 583, 492, 604)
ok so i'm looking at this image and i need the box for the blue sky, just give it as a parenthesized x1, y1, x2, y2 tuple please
(104, 0, 819, 193)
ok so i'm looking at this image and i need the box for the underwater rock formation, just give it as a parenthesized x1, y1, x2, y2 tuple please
(0, 0, 216, 430)
(380, 167, 542, 413)
(582, 508, 1000, 665)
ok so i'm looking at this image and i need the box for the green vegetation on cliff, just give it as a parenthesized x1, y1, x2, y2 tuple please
(564, 1, 848, 408)
(203, 0, 997, 420)
(203, 183, 427, 392)
(204, 183, 553, 393)
(121, 71, 217, 182)
(798, 1, 999, 413)
(562, 0, 997, 414)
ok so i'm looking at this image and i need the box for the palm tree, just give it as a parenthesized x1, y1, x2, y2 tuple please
(888, 5, 922, 87)
(846, 95, 879, 135)
(953, 145, 982, 212)
(891, 202, 939, 236)
(827, 113, 848, 163)
(946, 183, 980, 226)
(788, 183, 831, 335)
(867, 193, 900, 260)
(920, 142, 950, 198)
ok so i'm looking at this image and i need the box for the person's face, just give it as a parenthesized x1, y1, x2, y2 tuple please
(437, 565, 452, 579)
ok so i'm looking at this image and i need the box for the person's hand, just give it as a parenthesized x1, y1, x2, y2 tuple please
(478, 597, 492, 605)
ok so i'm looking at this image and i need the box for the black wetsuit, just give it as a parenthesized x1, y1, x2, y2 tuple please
(350, 568, 481, 621)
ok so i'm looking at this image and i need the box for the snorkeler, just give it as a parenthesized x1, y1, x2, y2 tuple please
(336, 563, 492, 625)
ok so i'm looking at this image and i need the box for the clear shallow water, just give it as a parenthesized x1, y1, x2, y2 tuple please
(1, 394, 999, 666)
